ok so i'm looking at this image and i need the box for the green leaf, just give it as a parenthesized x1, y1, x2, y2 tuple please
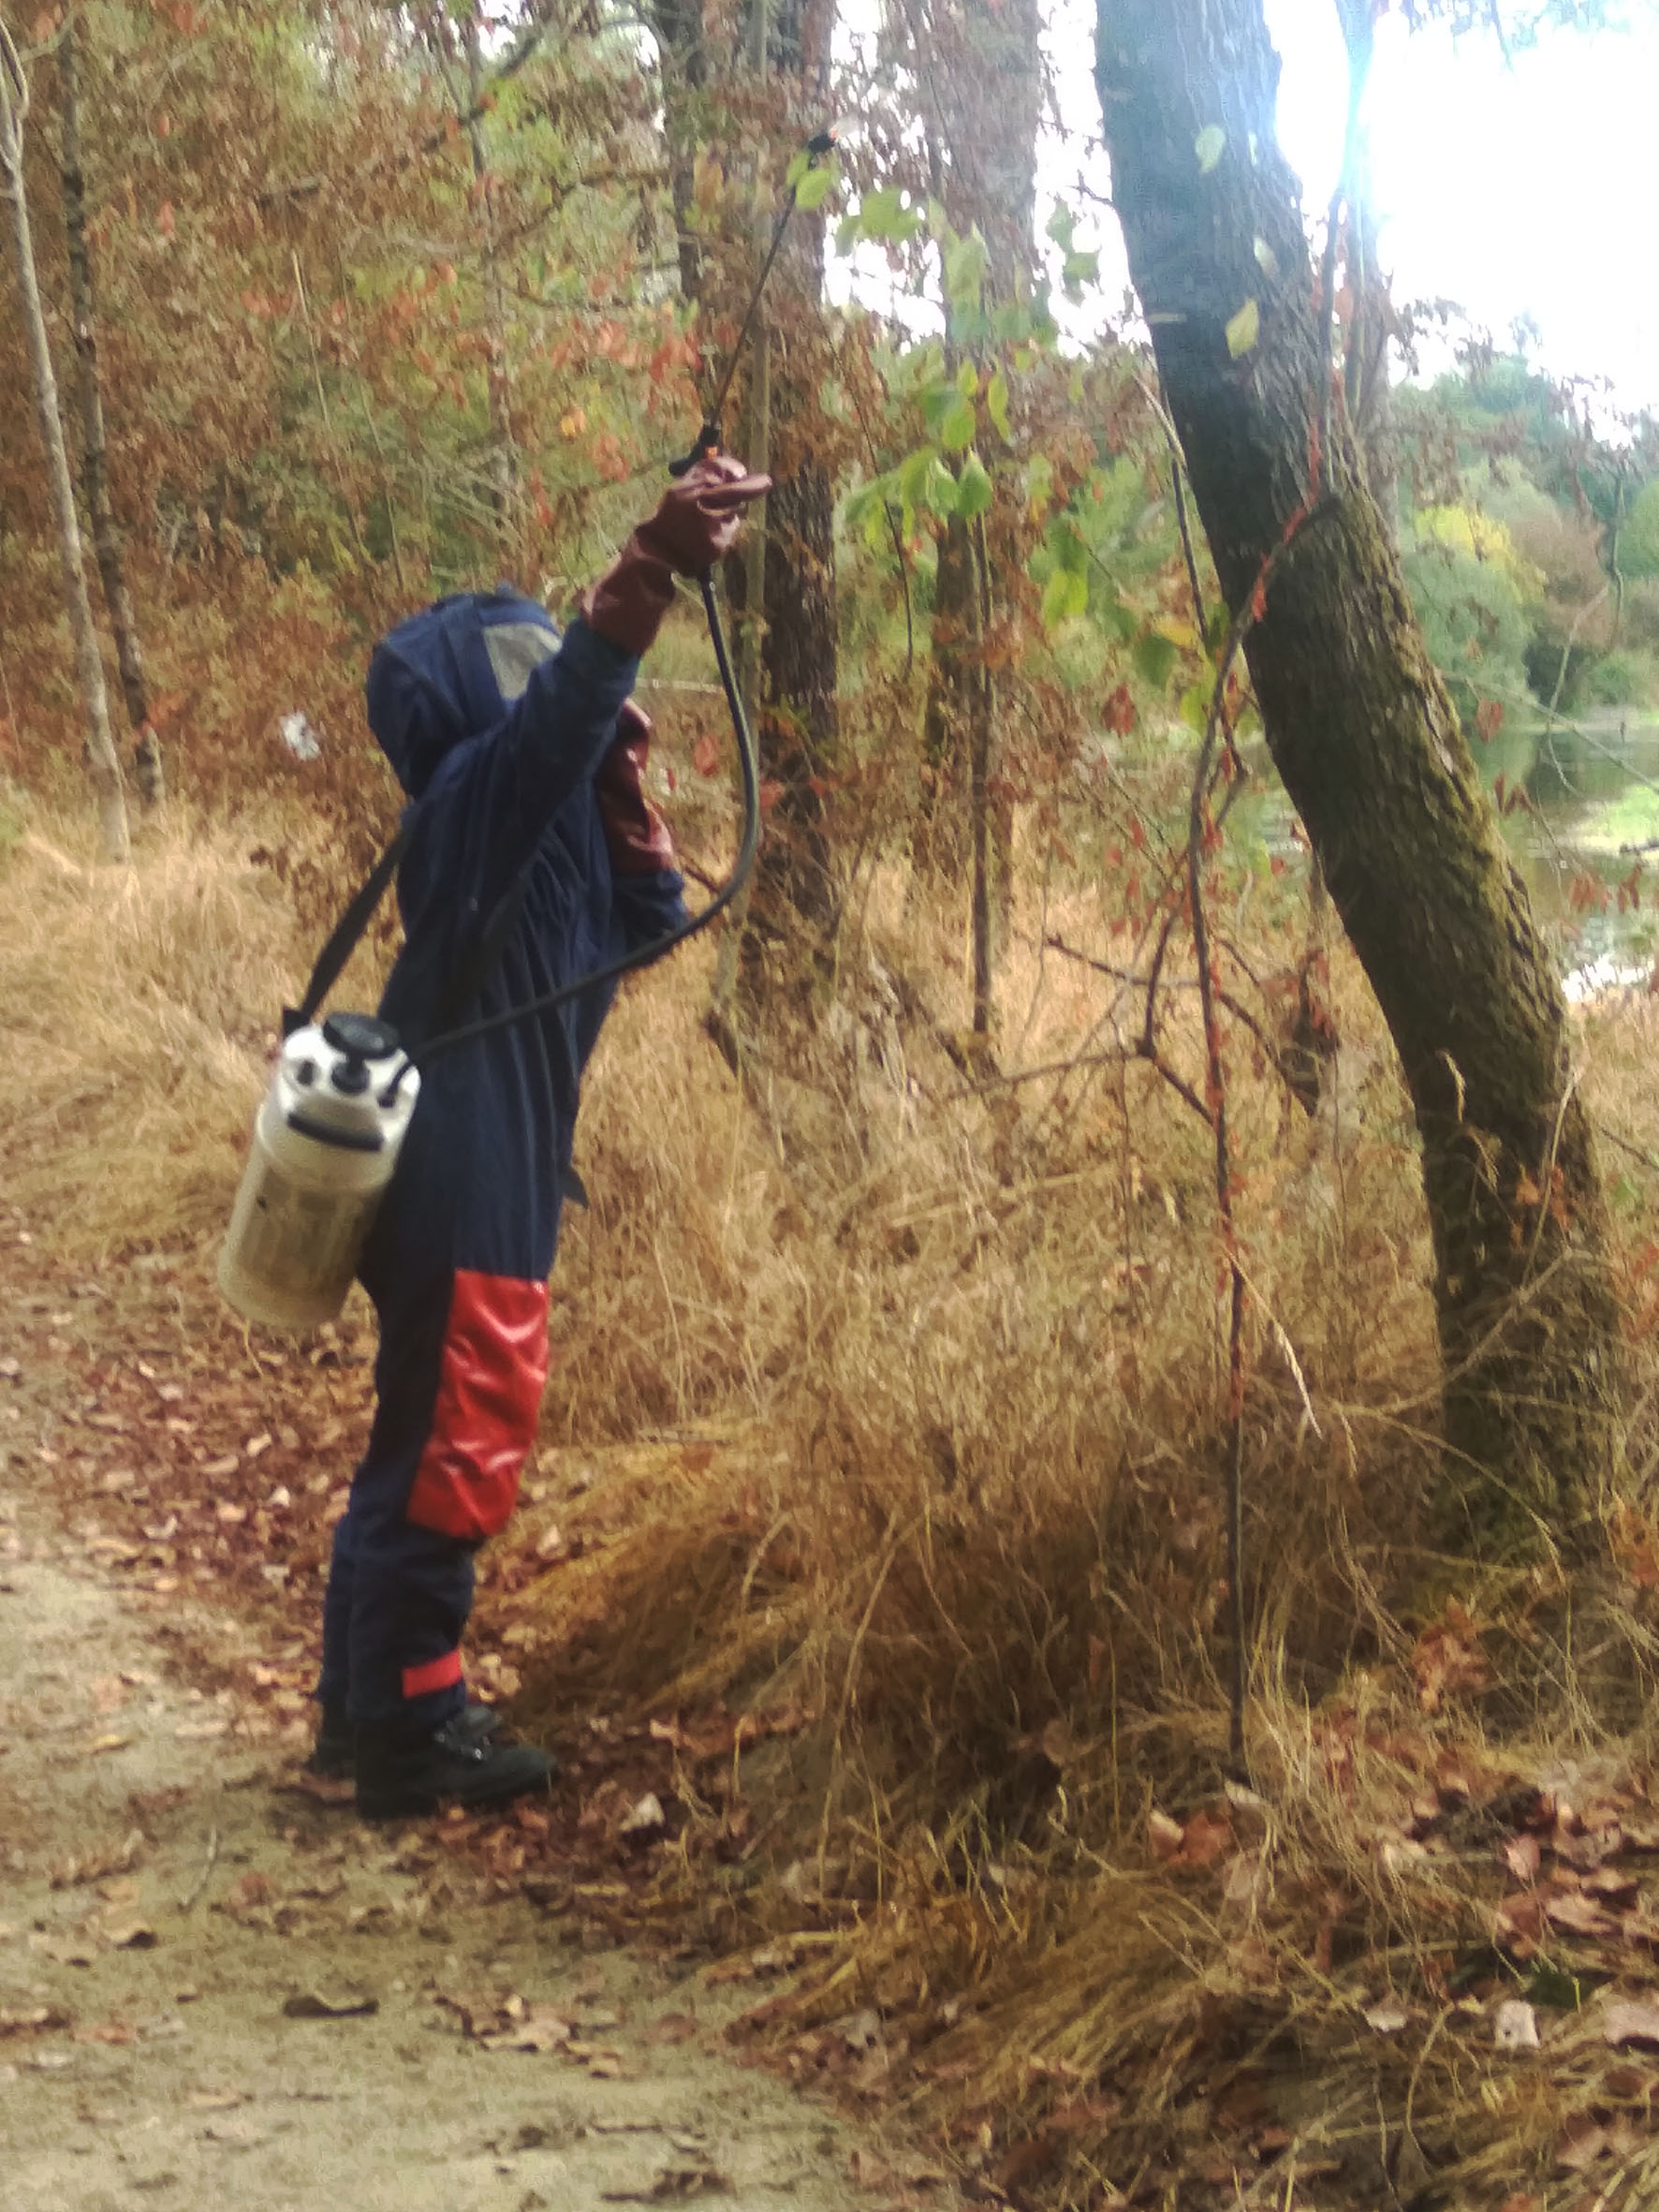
(857, 184, 905, 241)
(956, 359, 978, 398)
(794, 162, 835, 213)
(1062, 248, 1098, 300)
(957, 451, 993, 518)
(1134, 630, 1180, 690)
(1025, 453, 1054, 515)
(898, 445, 938, 507)
(1253, 235, 1280, 281)
(1050, 519, 1088, 576)
(1179, 680, 1212, 734)
(1046, 202, 1075, 250)
(1195, 125, 1226, 174)
(922, 454, 960, 517)
(986, 371, 1011, 441)
(785, 149, 811, 190)
(943, 228, 990, 313)
(1225, 298, 1260, 358)
(1041, 566, 1088, 629)
(1099, 591, 1138, 643)
(939, 397, 976, 451)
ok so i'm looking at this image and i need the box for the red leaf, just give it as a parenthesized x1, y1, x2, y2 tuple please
(692, 731, 721, 777)
(156, 200, 176, 241)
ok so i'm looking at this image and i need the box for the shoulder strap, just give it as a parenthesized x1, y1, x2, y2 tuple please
(282, 826, 412, 1038)
(428, 861, 538, 1039)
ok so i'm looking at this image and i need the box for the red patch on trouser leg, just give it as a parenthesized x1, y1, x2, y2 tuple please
(403, 1648, 463, 1700)
(405, 1271, 549, 1542)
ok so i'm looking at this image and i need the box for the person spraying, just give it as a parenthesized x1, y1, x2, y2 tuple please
(292, 455, 769, 1818)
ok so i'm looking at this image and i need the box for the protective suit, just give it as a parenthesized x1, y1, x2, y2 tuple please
(308, 453, 768, 1818)
(316, 602, 683, 1739)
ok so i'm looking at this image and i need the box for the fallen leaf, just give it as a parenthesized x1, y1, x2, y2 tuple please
(1503, 1833, 1542, 1884)
(1180, 1810, 1234, 1868)
(1556, 2116, 1609, 2171)
(1494, 1998, 1540, 2050)
(108, 1922, 158, 1951)
(1363, 1999, 1410, 2034)
(620, 1792, 666, 1839)
(1603, 1998, 1659, 2050)
(1545, 1890, 1615, 1939)
(1147, 1808, 1183, 1861)
(281, 1989, 378, 2019)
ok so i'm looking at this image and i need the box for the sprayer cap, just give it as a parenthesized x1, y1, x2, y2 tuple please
(321, 1012, 401, 1063)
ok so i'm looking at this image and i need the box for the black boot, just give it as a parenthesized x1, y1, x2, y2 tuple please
(307, 1698, 503, 1781)
(355, 1715, 558, 1820)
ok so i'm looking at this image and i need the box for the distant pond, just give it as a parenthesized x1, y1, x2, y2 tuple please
(1238, 708, 1659, 1003)
(1482, 709, 1659, 999)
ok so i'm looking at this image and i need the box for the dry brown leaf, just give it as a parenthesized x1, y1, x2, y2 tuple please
(1180, 1810, 1234, 1868)
(1556, 2116, 1609, 2171)
(1503, 1833, 1542, 1884)
(1544, 1890, 1615, 1939)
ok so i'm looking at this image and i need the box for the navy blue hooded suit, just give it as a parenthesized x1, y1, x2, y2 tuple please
(317, 592, 686, 1734)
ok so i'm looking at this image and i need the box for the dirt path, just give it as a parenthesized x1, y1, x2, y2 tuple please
(0, 1275, 952, 2212)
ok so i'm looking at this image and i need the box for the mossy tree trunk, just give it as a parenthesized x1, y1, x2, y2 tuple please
(1094, 0, 1620, 1552)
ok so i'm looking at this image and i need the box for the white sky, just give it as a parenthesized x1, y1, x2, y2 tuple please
(1041, 0, 1659, 420)
(838, 0, 1659, 425)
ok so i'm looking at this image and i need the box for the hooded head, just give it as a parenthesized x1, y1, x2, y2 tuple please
(365, 588, 561, 798)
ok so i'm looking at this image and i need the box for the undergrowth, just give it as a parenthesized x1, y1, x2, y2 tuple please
(8, 789, 1659, 2205)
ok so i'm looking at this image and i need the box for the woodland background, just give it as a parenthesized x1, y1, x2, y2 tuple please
(7, 0, 1659, 2205)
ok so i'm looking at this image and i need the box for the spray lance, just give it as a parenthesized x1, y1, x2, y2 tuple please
(218, 129, 838, 1335)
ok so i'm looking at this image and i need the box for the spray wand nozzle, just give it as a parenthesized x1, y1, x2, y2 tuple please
(668, 125, 839, 478)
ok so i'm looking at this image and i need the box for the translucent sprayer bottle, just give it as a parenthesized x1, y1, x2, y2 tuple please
(218, 1013, 418, 1333)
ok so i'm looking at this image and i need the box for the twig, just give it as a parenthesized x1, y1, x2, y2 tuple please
(177, 1824, 220, 1914)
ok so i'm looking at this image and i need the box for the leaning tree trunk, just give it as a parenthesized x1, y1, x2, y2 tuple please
(1095, 0, 1619, 1552)
(57, 7, 162, 809)
(0, 24, 128, 863)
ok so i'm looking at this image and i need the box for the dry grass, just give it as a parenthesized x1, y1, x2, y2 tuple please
(12, 781, 1659, 2204)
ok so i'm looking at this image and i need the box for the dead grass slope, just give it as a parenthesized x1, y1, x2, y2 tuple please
(9, 789, 1659, 2206)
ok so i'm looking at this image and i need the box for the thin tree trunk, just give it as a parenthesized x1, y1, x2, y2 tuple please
(0, 26, 127, 863)
(1095, 0, 1618, 1552)
(58, 6, 161, 807)
(750, 0, 840, 956)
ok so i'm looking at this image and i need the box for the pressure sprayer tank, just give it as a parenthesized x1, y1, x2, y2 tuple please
(218, 1012, 419, 1333)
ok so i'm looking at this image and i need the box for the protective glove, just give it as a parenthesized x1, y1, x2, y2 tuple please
(581, 453, 771, 659)
(596, 698, 677, 876)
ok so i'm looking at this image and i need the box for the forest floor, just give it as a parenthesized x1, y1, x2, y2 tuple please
(0, 1230, 960, 2212)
